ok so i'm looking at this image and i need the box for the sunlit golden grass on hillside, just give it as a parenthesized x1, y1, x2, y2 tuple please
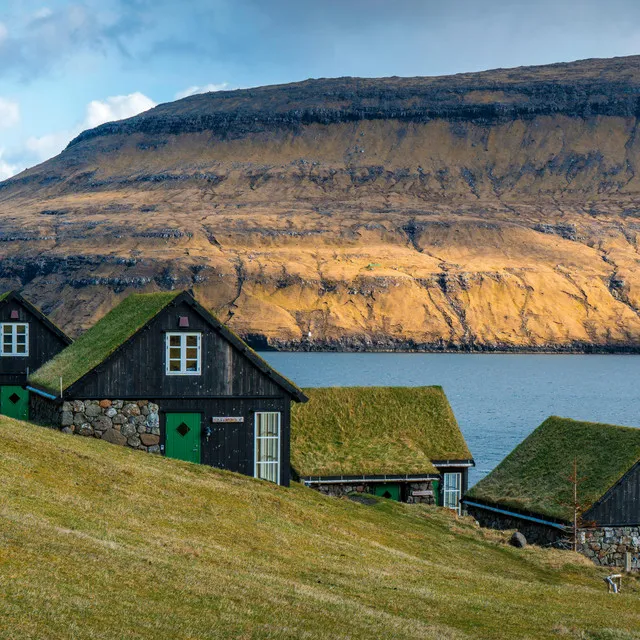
(0, 416, 638, 639)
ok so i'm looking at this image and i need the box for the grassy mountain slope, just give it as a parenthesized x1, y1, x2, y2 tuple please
(0, 416, 639, 639)
(4, 57, 640, 349)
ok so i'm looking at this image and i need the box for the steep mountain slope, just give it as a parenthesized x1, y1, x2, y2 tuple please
(1, 415, 639, 639)
(3, 56, 640, 349)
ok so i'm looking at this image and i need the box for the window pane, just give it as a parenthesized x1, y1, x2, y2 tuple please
(169, 360, 181, 372)
(169, 347, 181, 359)
(186, 359, 198, 372)
(169, 335, 181, 347)
(186, 347, 198, 359)
(16, 325, 26, 335)
(186, 335, 198, 347)
(16, 343, 26, 354)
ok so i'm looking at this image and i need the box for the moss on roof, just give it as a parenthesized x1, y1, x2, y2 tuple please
(291, 386, 472, 478)
(466, 416, 640, 522)
(0, 291, 11, 302)
(30, 292, 180, 393)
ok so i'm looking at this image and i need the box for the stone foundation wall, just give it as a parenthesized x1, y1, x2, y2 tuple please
(56, 399, 161, 452)
(466, 505, 565, 546)
(310, 481, 436, 504)
(577, 527, 640, 569)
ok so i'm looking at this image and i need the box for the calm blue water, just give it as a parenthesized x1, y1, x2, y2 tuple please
(257, 353, 640, 486)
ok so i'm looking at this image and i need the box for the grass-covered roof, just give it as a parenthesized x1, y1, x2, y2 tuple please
(30, 292, 180, 393)
(291, 386, 472, 478)
(0, 291, 11, 302)
(466, 416, 640, 522)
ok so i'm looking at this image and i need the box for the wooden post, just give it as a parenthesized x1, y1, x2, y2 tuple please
(625, 552, 632, 573)
(573, 458, 578, 552)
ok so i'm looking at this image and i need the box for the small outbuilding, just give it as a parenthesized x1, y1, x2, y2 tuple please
(0, 291, 71, 420)
(464, 416, 640, 569)
(28, 290, 307, 485)
(291, 386, 474, 511)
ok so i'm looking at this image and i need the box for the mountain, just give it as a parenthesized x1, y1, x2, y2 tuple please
(3, 55, 640, 350)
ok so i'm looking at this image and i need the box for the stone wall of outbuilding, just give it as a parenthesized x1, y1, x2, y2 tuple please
(31, 396, 161, 452)
(577, 527, 640, 570)
(467, 505, 640, 570)
(465, 505, 565, 546)
(308, 480, 436, 504)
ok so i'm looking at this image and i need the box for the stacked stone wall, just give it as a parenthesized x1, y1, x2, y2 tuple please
(577, 527, 640, 569)
(310, 481, 436, 504)
(467, 505, 640, 570)
(466, 505, 564, 546)
(32, 397, 162, 452)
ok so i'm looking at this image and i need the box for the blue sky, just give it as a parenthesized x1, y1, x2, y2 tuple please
(1, 0, 640, 179)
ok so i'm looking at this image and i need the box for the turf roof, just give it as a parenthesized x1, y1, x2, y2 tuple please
(0, 291, 11, 303)
(30, 292, 180, 394)
(466, 416, 640, 522)
(291, 386, 472, 478)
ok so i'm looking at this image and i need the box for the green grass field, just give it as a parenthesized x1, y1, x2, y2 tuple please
(0, 416, 639, 639)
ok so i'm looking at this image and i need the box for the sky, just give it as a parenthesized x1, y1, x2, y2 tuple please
(1, 0, 640, 180)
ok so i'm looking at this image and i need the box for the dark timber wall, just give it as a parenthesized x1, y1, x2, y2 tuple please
(158, 397, 290, 483)
(67, 299, 283, 399)
(584, 461, 640, 526)
(0, 295, 70, 386)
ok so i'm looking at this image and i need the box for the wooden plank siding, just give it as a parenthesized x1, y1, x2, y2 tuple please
(0, 295, 70, 386)
(66, 299, 283, 398)
(584, 461, 640, 526)
(50, 297, 296, 486)
(157, 397, 291, 484)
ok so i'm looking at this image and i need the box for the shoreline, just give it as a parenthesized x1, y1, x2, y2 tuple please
(245, 335, 640, 355)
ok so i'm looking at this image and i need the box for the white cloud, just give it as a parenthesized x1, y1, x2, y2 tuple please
(32, 8, 53, 21)
(0, 22, 8, 44)
(0, 148, 20, 181)
(174, 83, 230, 100)
(0, 91, 156, 180)
(84, 92, 156, 129)
(0, 98, 20, 128)
(25, 130, 71, 162)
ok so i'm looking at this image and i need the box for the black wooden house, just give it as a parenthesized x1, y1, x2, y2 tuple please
(291, 387, 474, 509)
(0, 291, 71, 420)
(28, 291, 307, 485)
(464, 417, 640, 569)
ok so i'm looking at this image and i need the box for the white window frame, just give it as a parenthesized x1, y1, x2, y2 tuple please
(1, 323, 29, 357)
(165, 332, 202, 375)
(442, 472, 462, 515)
(254, 412, 281, 485)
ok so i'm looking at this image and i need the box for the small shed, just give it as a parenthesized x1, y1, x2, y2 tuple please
(27, 291, 307, 485)
(0, 291, 71, 420)
(464, 416, 640, 569)
(291, 386, 474, 511)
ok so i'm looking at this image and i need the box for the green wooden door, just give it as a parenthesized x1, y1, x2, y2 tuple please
(372, 483, 400, 501)
(165, 413, 201, 463)
(0, 386, 29, 420)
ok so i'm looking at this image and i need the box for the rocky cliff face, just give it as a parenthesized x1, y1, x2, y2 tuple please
(3, 56, 640, 350)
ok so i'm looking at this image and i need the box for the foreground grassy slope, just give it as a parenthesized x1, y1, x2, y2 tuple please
(0, 417, 639, 640)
